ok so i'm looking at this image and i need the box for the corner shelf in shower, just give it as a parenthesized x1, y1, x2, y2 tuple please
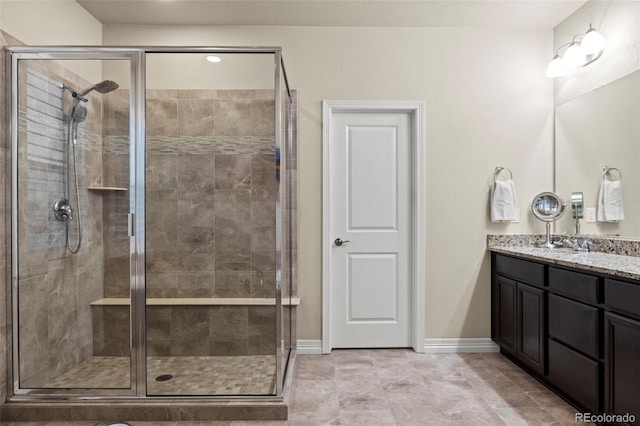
(88, 186, 128, 192)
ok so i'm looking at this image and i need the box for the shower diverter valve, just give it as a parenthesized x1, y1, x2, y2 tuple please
(53, 197, 73, 221)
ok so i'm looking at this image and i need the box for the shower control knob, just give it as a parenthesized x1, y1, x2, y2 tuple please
(53, 197, 73, 221)
(334, 238, 351, 247)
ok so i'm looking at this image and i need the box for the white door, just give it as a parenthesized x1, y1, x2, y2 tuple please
(327, 109, 412, 348)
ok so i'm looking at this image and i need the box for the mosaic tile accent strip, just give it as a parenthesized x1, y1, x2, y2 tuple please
(103, 135, 275, 155)
(44, 355, 276, 395)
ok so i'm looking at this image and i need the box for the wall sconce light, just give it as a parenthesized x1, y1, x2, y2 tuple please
(545, 24, 606, 78)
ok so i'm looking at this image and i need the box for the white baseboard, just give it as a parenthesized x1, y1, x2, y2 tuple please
(296, 339, 323, 355)
(423, 338, 500, 353)
(296, 338, 499, 354)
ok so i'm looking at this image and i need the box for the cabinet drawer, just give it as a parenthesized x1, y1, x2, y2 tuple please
(549, 294, 600, 359)
(606, 278, 640, 320)
(549, 267, 599, 304)
(495, 255, 544, 287)
(548, 339, 600, 413)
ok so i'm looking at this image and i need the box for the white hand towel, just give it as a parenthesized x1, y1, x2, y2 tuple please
(491, 179, 518, 222)
(597, 179, 625, 222)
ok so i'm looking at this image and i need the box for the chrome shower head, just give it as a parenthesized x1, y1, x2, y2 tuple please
(76, 80, 119, 98)
(93, 79, 119, 93)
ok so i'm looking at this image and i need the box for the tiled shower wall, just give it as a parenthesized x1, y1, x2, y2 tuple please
(100, 88, 296, 299)
(144, 89, 279, 301)
(94, 88, 298, 357)
(15, 61, 106, 387)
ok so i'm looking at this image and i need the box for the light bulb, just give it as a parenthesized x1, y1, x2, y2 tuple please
(581, 26, 606, 55)
(545, 55, 568, 78)
(563, 42, 586, 68)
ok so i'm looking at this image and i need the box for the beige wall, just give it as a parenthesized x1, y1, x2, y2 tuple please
(104, 24, 554, 340)
(554, 0, 640, 106)
(0, 0, 103, 81)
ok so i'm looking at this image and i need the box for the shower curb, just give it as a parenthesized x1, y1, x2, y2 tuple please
(0, 399, 288, 421)
(0, 351, 298, 422)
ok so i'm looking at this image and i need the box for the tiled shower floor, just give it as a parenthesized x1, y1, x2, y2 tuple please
(44, 355, 277, 395)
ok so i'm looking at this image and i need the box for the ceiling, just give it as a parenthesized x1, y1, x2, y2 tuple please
(77, 0, 587, 29)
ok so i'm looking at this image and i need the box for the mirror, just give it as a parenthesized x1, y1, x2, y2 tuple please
(571, 192, 584, 218)
(555, 70, 640, 237)
(571, 192, 584, 234)
(531, 192, 566, 248)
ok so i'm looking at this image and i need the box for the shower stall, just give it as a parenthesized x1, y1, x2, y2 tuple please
(5, 47, 295, 406)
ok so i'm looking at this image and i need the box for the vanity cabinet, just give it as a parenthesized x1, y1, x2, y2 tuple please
(604, 278, 640, 425)
(492, 251, 640, 423)
(492, 255, 545, 374)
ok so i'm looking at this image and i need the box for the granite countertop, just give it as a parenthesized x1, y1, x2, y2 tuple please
(488, 245, 640, 281)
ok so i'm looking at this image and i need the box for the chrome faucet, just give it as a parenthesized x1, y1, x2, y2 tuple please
(563, 238, 591, 252)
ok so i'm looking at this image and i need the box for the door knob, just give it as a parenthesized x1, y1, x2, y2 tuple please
(334, 238, 351, 246)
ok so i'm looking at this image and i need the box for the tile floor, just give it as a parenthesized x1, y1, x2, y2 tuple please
(6, 349, 581, 425)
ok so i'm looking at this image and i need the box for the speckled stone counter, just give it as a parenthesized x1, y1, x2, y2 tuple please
(488, 235, 640, 281)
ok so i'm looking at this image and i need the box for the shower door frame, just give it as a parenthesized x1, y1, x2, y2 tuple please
(7, 48, 143, 398)
(5, 46, 291, 400)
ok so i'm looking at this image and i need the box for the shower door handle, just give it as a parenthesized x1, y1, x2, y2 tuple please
(128, 213, 135, 237)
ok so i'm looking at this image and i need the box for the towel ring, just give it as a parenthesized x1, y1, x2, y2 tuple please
(494, 166, 513, 181)
(602, 166, 622, 182)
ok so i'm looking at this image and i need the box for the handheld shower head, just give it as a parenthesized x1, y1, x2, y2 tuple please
(70, 104, 87, 143)
(72, 104, 87, 123)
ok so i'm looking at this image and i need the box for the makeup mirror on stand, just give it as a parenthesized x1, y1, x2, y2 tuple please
(532, 192, 567, 248)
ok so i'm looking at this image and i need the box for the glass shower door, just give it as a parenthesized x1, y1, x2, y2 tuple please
(10, 52, 138, 393)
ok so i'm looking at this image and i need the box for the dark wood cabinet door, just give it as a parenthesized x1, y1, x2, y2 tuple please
(495, 276, 517, 352)
(518, 282, 545, 374)
(605, 312, 640, 426)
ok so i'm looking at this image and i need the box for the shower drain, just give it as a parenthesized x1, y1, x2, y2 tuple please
(155, 374, 173, 382)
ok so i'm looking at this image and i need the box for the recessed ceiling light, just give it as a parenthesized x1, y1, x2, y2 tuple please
(206, 55, 221, 63)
